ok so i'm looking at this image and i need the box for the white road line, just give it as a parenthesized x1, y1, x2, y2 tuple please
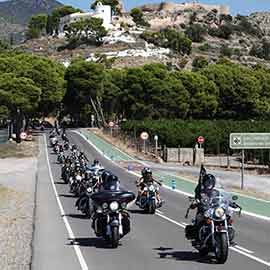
(74, 131, 270, 266)
(234, 245, 254, 254)
(155, 210, 270, 267)
(155, 212, 186, 229)
(230, 247, 270, 267)
(156, 209, 164, 214)
(44, 135, 89, 270)
(75, 130, 270, 222)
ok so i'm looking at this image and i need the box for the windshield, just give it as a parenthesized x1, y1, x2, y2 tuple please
(201, 189, 230, 209)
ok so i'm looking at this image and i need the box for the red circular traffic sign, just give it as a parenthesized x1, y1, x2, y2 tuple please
(197, 136, 205, 144)
(108, 121, 114, 128)
(140, 132, 149, 140)
(20, 132, 27, 140)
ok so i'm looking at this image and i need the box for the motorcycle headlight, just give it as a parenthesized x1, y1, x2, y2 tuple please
(102, 202, 108, 209)
(149, 185, 155, 192)
(110, 201, 119, 211)
(215, 207, 225, 218)
(87, 187, 92, 193)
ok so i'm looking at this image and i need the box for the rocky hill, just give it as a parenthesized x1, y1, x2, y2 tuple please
(0, 0, 62, 42)
(18, 2, 270, 70)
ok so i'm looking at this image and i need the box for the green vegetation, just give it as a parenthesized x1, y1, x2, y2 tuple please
(192, 56, 209, 70)
(130, 8, 150, 27)
(51, 5, 82, 35)
(62, 61, 270, 124)
(64, 17, 107, 47)
(27, 14, 47, 39)
(141, 28, 192, 55)
(185, 24, 207, 43)
(121, 119, 270, 156)
(250, 39, 270, 61)
(0, 49, 65, 119)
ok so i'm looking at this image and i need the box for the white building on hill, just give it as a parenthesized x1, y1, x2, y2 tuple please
(59, 2, 112, 33)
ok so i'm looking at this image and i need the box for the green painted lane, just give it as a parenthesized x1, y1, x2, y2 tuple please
(80, 128, 270, 218)
(155, 171, 270, 218)
(80, 129, 134, 161)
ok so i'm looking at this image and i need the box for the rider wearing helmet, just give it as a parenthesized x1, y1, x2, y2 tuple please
(79, 151, 89, 162)
(136, 167, 162, 204)
(192, 173, 217, 236)
(195, 173, 216, 201)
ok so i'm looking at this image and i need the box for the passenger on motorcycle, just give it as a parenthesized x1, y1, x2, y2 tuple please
(136, 167, 162, 204)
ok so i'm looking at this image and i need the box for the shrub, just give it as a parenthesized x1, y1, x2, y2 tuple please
(185, 24, 207, 42)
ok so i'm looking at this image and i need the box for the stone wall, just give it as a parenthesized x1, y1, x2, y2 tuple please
(165, 147, 204, 165)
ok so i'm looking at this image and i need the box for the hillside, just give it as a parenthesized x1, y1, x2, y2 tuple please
(0, 0, 62, 42)
(19, 4, 270, 70)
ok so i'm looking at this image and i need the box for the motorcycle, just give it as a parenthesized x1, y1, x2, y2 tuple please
(57, 152, 65, 164)
(61, 164, 71, 184)
(91, 191, 135, 248)
(64, 142, 70, 151)
(50, 136, 58, 147)
(185, 190, 242, 264)
(53, 144, 60, 154)
(136, 183, 162, 214)
(70, 174, 83, 196)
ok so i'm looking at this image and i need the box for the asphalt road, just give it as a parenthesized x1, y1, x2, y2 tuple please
(32, 131, 270, 270)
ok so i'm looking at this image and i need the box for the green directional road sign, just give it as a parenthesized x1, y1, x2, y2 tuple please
(230, 133, 270, 149)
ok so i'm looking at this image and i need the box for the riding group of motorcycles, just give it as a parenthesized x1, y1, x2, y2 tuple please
(49, 129, 243, 263)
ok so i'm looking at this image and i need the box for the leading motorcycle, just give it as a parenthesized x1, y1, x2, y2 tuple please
(185, 190, 241, 264)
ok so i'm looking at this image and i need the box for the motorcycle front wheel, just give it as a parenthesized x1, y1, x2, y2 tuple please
(215, 233, 229, 264)
(111, 226, 119, 248)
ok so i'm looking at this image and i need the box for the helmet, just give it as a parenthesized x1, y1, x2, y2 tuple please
(93, 159, 99, 166)
(104, 174, 120, 191)
(141, 167, 152, 177)
(72, 144, 77, 150)
(202, 174, 216, 191)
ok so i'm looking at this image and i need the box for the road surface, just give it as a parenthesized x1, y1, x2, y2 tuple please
(32, 131, 270, 270)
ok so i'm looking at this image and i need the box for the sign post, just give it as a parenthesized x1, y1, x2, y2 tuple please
(154, 135, 158, 156)
(20, 132, 27, 141)
(140, 132, 149, 153)
(197, 136, 205, 148)
(109, 121, 114, 137)
(241, 149, 245, 190)
(230, 133, 270, 190)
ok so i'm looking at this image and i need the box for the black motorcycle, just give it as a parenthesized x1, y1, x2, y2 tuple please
(91, 191, 135, 248)
(185, 190, 241, 264)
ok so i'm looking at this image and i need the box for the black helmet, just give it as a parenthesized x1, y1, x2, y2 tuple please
(104, 174, 120, 191)
(93, 159, 99, 166)
(202, 174, 216, 191)
(141, 167, 152, 176)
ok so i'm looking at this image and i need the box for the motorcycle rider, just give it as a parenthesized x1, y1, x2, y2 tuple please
(191, 173, 218, 239)
(79, 151, 89, 162)
(136, 167, 162, 205)
(91, 159, 104, 170)
(62, 132, 69, 143)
